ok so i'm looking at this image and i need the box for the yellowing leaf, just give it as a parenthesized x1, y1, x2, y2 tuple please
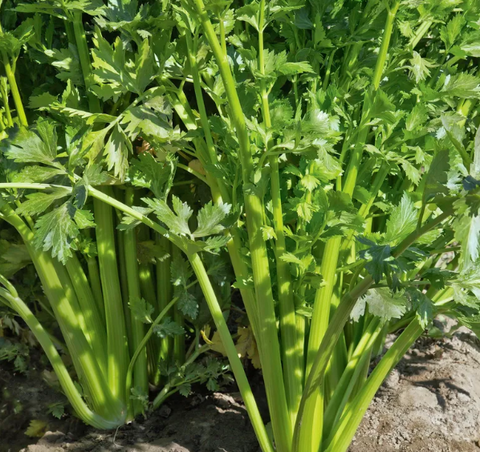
(25, 419, 48, 438)
(189, 159, 206, 176)
(201, 327, 261, 368)
(235, 327, 261, 369)
(201, 329, 227, 355)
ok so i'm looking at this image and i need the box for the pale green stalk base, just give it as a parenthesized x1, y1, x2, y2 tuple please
(0, 281, 122, 430)
(324, 320, 423, 452)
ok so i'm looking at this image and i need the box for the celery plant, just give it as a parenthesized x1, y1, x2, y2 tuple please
(2, 0, 480, 451)
(0, 0, 227, 429)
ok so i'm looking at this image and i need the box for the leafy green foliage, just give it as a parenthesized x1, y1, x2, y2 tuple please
(351, 289, 407, 323)
(129, 386, 149, 414)
(153, 317, 185, 339)
(383, 194, 417, 245)
(0, 338, 29, 373)
(47, 402, 65, 419)
(1, 0, 480, 445)
(33, 203, 94, 263)
(1, 120, 61, 168)
(129, 296, 154, 324)
(91, 29, 155, 100)
(159, 356, 227, 398)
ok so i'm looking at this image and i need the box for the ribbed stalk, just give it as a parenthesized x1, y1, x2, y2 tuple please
(0, 285, 120, 429)
(0, 77, 13, 127)
(123, 188, 148, 417)
(191, 3, 292, 450)
(340, 162, 390, 253)
(65, 254, 107, 376)
(0, 20, 28, 127)
(1, 205, 123, 423)
(323, 317, 381, 439)
(293, 207, 453, 452)
(188, 253, 274, 452)
(72, 12, 101, 112)
(184, 31, 225, 202)
(137, 225, 161, 381)
(86, 255, 105, 322)
(0, 54, 28, 126)
(324, 319, 423, 452)
(127, 296, 179, 413)
(156, 234, 173, 365)
(300, 236, 340, 452)
(93, 190, 129, 404)
(118, 230, 133, 351)
(258, 0, 302, 422)
(302, 5, 401, 449)
(183, 29, 260, 341)
(172, 247, 186, 364)
(409, 20, 434, 49)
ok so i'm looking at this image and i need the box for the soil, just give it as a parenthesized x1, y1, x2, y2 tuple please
(2, 327, 480, 452)
(349, 328, 480, 452)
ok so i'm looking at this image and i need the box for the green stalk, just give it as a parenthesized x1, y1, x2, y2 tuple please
(118, 230, 133, 350)
(93, 190, 129, 405)
(172, 246, 186, 364)
(323, 317, 381, 439)
(0, 205, 123, 422)
(136, 225, 161, 381)
(71, 12, 101, 113)
(409, 20, 434, 49)
(156, 234, 173, 364)
(338, 0, 377, 89)
(0, 283, 120, 429)
(167, 46, 261, 348)
(86, 255, 105, 322)
(188, 253, 274, 452)
(0, 54, 28, 126)
(300, 239, 341, 452)
(182, 29, 260, 342)
(219, 12, 227, 54)
(293, 207, 453, 452)
(323, 49, 337, 90)
(64, 20, 76, 47)
(184, 31, 226, 202)
(342, 1, 399, 196)
(324, 282, 348, 404)
(341, 162, 390, 253)
(123, 188, 148, 417)
(0, 77, 13, 127)
(323, 319, 423, 452)
(127, 296, 179, 413)
(65, 254, 107, 375)
(258, 0, 301, 421)
(301, 6, 400, 448)
(191, 2, 292, 450)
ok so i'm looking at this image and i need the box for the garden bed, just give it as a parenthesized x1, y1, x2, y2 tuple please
(4, 328, 480, 452)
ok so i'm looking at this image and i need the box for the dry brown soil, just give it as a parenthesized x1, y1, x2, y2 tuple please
(2, 328, 480, 452)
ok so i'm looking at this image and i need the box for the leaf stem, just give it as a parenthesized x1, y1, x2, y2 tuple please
(293, 206, 454, 452)
(1, 53, 28, 126)
(324, 319, 423, 452)
(72, 12, 101, 112)
(0, 287, 121, 429)
(188, 253, 274, 452)
(258, 0, 302, 422)
(191, 2, 292, 449)
(123, 188, 148, 418)
(93, 190, 129, 405)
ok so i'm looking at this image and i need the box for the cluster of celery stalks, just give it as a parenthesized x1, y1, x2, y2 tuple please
(0, 1, 477, 452)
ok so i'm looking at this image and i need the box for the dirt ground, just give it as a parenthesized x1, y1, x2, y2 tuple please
(3, 327, 480, 452)
(350, 328, 480, 452)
